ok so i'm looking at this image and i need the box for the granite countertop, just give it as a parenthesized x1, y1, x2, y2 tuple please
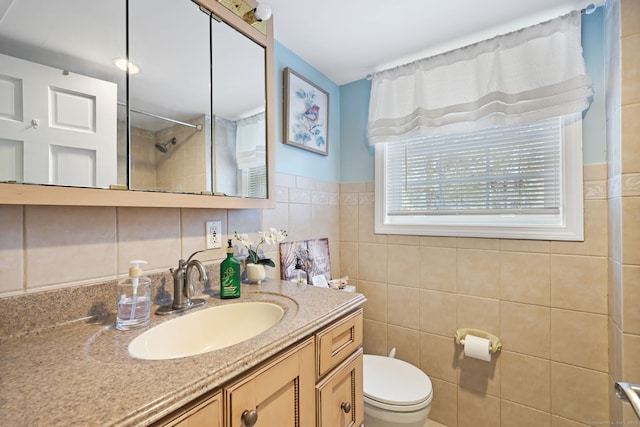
(0, 281, 365, 427)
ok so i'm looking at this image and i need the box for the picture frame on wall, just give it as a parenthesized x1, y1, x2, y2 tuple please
(283, 67, 329, 156)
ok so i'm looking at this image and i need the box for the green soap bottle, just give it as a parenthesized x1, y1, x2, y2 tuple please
(220, 239, 240, 299)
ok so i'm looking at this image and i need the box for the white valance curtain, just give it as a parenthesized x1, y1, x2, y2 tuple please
(367, 10, 593, 144)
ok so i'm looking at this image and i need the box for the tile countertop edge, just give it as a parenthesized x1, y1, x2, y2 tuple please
(0, 281, 366, 427)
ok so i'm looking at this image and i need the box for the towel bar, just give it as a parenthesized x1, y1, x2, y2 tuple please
(615, 381, 640, 421)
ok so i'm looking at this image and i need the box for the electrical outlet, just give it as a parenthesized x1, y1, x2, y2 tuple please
(205, 220, 222, 249)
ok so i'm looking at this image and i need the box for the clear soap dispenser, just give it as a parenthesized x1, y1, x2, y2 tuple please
(117, 260, 152, 330)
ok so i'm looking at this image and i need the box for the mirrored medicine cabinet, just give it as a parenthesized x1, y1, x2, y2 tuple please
(0, 0, 275, 208)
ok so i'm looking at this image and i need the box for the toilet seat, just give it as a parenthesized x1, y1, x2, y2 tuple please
(363, 354, 433, 413)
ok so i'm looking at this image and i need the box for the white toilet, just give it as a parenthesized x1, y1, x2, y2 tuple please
(363, 353, 433, 427)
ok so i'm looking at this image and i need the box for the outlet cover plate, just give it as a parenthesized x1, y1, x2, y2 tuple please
(205, 220, 222, 249)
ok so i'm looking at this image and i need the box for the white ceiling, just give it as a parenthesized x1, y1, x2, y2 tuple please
(267, 0, 604, 85)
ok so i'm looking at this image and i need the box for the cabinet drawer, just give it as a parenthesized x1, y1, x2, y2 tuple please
(316, 308, 363, 379)
(316, 347, 364, 427)
(153, 391, 222, 427)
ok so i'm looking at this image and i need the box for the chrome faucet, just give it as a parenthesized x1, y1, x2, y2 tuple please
(156, 250, 208, 315)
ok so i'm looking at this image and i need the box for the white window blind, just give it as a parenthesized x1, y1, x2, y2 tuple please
(375, 113, 584, 241)
(247, 165, 267, 198)
(385, 117, 561, 216)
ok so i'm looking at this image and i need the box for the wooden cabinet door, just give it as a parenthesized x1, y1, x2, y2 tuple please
(157, 391, 222, 427)
(225, 337, 315, 427)
(316, 348, 363, 427)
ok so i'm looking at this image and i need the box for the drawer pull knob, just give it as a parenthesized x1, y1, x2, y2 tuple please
(341, 401, 352, 413)
(242, 409, 258, 426)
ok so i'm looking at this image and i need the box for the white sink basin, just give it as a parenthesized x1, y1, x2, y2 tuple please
(128, 301, 285, 360)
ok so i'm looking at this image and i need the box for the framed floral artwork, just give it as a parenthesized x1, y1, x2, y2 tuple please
(283, 67, 329, 155)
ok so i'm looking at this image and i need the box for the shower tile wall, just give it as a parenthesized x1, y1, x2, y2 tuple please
(340, 162, 611, 427)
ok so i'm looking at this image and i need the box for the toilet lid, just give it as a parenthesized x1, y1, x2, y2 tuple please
(363, 354, 432, 408)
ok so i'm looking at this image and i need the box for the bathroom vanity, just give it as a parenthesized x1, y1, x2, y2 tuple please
(0, 281, 365, 426)
(154, 309, 363, 427)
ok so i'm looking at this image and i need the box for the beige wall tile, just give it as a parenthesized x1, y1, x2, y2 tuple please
(550, 416, 590, 427)
(340, 182, 366, 193)
(311, 204, 339, 242)
(289, 188, 311, 204)
(499, 239, 550, 253)
(621, 34, 640, 106)
(261, 202, 289, 239)
(26, 206, 117, 288)
(583, 163, 608, 181)
(457, 386, 500, 427)
(228, 208, 261, 236)
(388, 325, 420, 367)
(550, 200, 608, 257)
(358, 243, 387, 283)
(387, 244, 420, 287)
(501, 351, 551, 411)
(420, 332, 458, 383)
(358, 280, 387, 322)
(339, 205, 359, 242)
(0, 205, 23, 295)
(623, 333, 640, 381)
(500, 251, 550, 306)
(621, 104, 640, 174)
(622, 196, 640, 265)
(117, 207, 179, 274)
(501, 400, 551, 427)
(363, 319, 387, 356)
(180, 208, 226, 262)
(457, 249, 500, 298)
(420, 236, 457, 248)
(457, 296, 500, 336)
(287, 203, 312, 240)
(457, 238, 499, 250)
(622, 0, 640, 36)
(501, 301, 550, 359)
(458, 352, 500, 397)
(358, 204, 386, 244)
(551, 309, 608, 372)
(387, 285, 420, 329)
(428, 378, 458, 427)
(623, 265, 640, 334)
(339, 241, 358, 280)
(387, 235, 420, 245)
(420, 290, 457, 337)
(420, 246, 457, 292)
(550, 255, 608, 314)
(551, 362, 609, 424)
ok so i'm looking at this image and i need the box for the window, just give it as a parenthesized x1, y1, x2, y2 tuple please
(241, 165, 267, 198)
(375, 113, 584, 241)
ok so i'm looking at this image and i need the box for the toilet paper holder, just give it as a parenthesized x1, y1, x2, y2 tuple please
(454, 328, 502, 354)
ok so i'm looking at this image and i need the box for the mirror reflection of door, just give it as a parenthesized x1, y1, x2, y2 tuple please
(0, 0, 126, 188)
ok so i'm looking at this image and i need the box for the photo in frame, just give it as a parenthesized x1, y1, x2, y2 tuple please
(283, 67, 329, 155)
(279, 238, 331, 282)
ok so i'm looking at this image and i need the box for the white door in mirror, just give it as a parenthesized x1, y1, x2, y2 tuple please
(0, 53, 117, 188)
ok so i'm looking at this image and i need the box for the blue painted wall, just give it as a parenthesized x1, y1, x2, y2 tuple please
(274, 42, 341, 183)
(275, 9, 607, 183)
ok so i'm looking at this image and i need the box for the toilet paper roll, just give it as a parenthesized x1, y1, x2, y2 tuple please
(463, 334, 492, 362)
